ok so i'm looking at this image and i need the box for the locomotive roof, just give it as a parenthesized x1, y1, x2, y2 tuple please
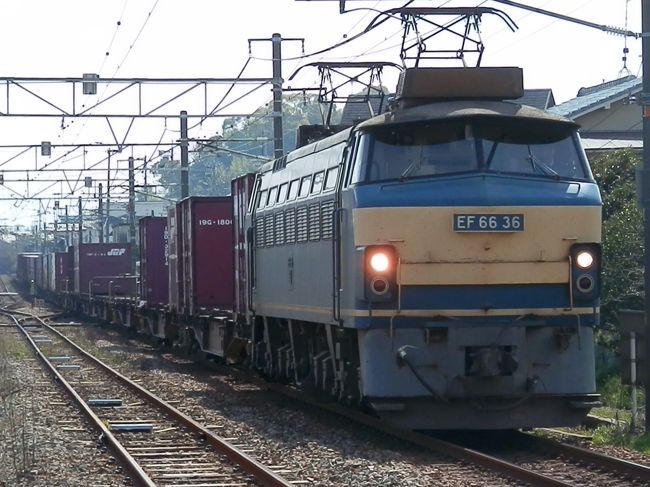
(356, 100, 577, 129)
(259, 100, 576, 174)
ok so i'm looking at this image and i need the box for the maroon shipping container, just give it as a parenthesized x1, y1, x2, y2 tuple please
(232, 173, 256, 316)
(16, 253, 39, 284)
(35, 254, 44, 290)
(167, 205, 181, 311)
(90, 275, 138, 295)
(178, 196, 234, 314)
(73, 243, 133, 294)
(53, 252, 71, 292)
(26, 255, 40, 286)
(139, 216, 169, 305)
(67, 246, 75, 292)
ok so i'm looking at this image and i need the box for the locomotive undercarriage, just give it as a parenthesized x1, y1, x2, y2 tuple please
(249, 316, 362, 403)
(40, 288, 599, 430)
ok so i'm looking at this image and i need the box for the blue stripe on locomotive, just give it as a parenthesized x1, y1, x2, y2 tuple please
(351, 173, 601, 208)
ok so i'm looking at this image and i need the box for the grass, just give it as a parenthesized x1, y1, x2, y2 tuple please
(587, 369, 650, 455)
(0, 330, 37, 481)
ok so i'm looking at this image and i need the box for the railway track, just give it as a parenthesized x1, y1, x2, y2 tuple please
(430, 429, 650, 486)
(4, 279, 649, 486)
(1, 306, 295, 487)
(260, 378, 649, 486)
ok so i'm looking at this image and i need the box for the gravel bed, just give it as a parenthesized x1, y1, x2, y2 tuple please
(0, 326, 132, 487)
(538, 429, 650, 466)
(63, 323, 520, 486)
(29, 324, 259, 486)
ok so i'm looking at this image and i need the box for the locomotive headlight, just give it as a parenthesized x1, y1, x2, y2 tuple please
(575, 250, 594, 269)
(369, 252, 391, 273)
(364, 245, 397, 302)
(570, 243, 601, 301)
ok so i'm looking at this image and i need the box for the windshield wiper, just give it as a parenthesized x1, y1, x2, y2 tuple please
(399, 159, 419, 180)
(527, 150, 559, 178)
(485, 141, 499, 168)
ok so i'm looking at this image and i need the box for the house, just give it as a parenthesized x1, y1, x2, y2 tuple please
(548, 75, 642, 151)
(514, 89, 556, 110)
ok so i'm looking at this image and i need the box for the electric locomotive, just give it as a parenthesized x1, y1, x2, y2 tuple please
(244, 66, 602, 429)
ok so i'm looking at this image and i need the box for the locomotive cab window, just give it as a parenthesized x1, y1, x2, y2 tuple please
(354, 118, 589, 183)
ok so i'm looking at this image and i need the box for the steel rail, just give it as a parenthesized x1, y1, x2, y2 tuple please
(208, 363, 572, 487)
(0, 310, 157, 487)
(516, 431, 650, 481)
(13, 310, 293, 487)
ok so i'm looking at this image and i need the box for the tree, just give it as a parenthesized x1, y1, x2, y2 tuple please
(590, 149, 644, 347)
(151, 94, 339, 199)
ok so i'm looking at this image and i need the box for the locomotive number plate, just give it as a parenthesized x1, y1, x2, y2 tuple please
(453, 214, 524, 232)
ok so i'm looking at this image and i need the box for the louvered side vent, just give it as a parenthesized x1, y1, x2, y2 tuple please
(321, 200, 335, 240)
(272, 155, 288, 171)
(296, 206, 308, 242)
(275, 212, 285, 245)
(285, 208, 296, 244)
(255, 215, 265, 248)
(308, 203, 321, 241)
(265, 213, 275, 247)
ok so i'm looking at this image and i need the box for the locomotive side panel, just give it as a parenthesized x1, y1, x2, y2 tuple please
(250, 136, 347, 323)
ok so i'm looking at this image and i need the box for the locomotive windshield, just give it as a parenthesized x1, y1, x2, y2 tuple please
(354, 118, 589, 183)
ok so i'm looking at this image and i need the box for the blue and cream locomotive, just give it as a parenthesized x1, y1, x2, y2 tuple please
(245, 67, 601, 429)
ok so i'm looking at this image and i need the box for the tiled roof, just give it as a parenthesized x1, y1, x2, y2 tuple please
(548, 75, 642, 119)
(513, 89, 555, 109)
(340, 94, 389, 125)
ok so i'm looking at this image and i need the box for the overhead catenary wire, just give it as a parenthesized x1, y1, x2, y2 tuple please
(97, 0, 130, 76)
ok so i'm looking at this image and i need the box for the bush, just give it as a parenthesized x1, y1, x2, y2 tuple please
(589, 149, 644, 347)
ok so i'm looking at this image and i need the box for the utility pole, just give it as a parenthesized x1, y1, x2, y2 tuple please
(128, 156, 136, 256)
(98, 182, 104, 243)
(642, 0, 650, 432)
(180, 110, 189, 199)
(65, 205, 69, 247)
(106, 149, 112, 243)
(249, 34, 304, 160)
(37, 209, 42, 251)
(78, 196, 83, 245)
(54, 213, 58, 250)
(271, 33, 284, 160)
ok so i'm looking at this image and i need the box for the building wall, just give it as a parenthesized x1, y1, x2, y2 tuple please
(575, 98, 641, 138)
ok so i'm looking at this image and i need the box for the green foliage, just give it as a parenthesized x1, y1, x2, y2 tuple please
(589, 149, 644, 346)
(0, 240, 17, 274)
(592, 424, 629, 447)
(598, 374, 635, 410)
(592, 424, 650, 454)
(152, 94, 338, 199)
(631, 432, 650, 453)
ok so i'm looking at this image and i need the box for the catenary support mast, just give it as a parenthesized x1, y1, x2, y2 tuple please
(642, 0, 650, 431)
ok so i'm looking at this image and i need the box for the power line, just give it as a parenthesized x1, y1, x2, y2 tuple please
(491, 0, 640, 37)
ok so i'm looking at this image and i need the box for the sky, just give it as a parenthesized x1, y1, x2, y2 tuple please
(0, 0, 642, 229)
